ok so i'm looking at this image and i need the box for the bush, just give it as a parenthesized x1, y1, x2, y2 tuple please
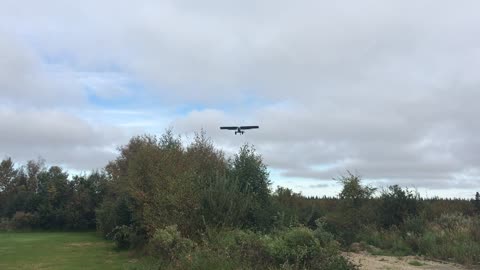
(361, 214, 480, 265)
(204, 227, 357, 270)
(12, 211, 38, 230)
(96, 196, 132, 237)
(417, 214, 480, 265)
(109, 225, 134, 249)
(175, 248, 243, 270)
(401, 215, 426, 236)
(0, 217, 12, 231)
(436, 212, 470, 232)
(379, 185, 421, 228)
(148, 225, 196, 261)
(358, 226, 413, 256)
(266, 227, 358, 270)
(208, 229, 272, 268)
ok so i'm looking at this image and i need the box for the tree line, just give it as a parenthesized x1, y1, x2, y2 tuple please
(1, 130, 479, 268)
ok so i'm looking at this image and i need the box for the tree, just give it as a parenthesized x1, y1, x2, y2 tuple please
(328, 172, 376, 244)
(229, 144, 273, 230)
(0, 158, 16, 193)
(379, 185, 421, 228)
(336, 171, 376, 207)
(475, 192, 480, 212)
(103, 133, 200, 238)
(36, 166, 70, 228)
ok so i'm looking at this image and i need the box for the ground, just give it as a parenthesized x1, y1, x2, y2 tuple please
(1, 232, 477, 270)
(0, 232, 143, 270)
(345, 252, 477, 270)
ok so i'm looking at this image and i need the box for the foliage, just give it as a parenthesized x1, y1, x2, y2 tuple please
(202, 226, 357, 270)
(0, 232, 144, 270)
(11, 211, 39, 230)
(229, 144, 274, 230)
(359, 214, 480, 265)
(379, 185, 421, 228)
(336, 171, 376, 205)
(198, 174, 252, 229)
(0, 158, 107, 231)
(110, 225, 135, 249)
(325, 172, 376, 245)
(147, 225, 196, 260)
(1, 131, 479, 268)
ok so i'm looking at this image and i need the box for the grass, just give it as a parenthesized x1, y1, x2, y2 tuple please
(0, 232, 143, 270)
(408, 260, 424, 266)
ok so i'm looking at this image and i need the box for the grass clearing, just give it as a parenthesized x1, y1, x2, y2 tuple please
(0, 232, 141, 270)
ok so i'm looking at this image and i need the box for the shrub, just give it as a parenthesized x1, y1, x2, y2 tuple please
(208, 229, 272, 268)
(110, 225, 134, 249)
(148, 225, 196, 261)
(358, 226, 413, 256)
(401, 215, 426, 236)
(266, 227, 358, 270)
(96, 196, 133, 237)
(435, 212, 470, 232)
(472, 217, 480, 242)
(0, 217, 12, 231)
(12, 211, 38, 230)
(175, 248, 243, 270)
(379, 185, 421, 228)
(313, 218, 335, 246)
(205, 227, 357, 270)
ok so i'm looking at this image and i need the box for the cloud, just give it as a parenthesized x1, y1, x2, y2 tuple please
(1, 1, 480, 194)
(0, 108, 126, 170)
(0, 33, 85, 108)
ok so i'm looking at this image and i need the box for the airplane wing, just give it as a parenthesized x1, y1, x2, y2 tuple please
(240, 126, 259, 130)
(220, 126, 238, 130)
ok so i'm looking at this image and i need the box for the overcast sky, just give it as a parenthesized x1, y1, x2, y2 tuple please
(1, 1, 479, 198)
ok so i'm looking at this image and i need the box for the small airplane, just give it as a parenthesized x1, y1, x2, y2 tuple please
(220, 126, 259, 135)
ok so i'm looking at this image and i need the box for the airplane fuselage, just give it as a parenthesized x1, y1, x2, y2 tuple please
(235, 128, 244, 135)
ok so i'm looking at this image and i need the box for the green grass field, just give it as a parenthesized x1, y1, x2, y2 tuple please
(0, 232, 144, 270)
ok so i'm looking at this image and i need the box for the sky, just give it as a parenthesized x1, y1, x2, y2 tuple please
(1, 1, 479, 198)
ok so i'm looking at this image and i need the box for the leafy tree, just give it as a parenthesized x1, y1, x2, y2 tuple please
(104, 133, 199, 239)
(198, 173, 251, 229)
(326, 172, 376, 245)
(229, 144, 273, 230)
(475, 192, 480, 213)
(379, 185, 421, 228)
(272, 187, 303, 228)
(336, 171, 376, 207)
(0, 158, 16, 193)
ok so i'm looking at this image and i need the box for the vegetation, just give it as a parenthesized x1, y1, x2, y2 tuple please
(0, 232, 139, 270)
(1, 130, 479, 268)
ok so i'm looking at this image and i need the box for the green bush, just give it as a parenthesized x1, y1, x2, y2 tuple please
(208, 229, 272, 268)
(401, 215, 426, 236)
(436, 212, 470, 232)
(359, 226, 413, 256)
(12, 211, 38, 230)
(361, 214, 480, 265)
(175, 248, 244, 270)
(148, 225, 196, 261)
(379, 185, 421, 228)
(0, 217, 12, 231)
(417, 216, 480, 265)
(204, 227, 357, 270)
(265, 227, 358, 270)
(109, 225, 134, 249)
(313, 218, 335, 246)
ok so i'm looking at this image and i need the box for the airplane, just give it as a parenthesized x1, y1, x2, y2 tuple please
(220, 126, 259, 135)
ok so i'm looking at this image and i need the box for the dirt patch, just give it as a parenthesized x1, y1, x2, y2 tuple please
(345, 252, 472, 270)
